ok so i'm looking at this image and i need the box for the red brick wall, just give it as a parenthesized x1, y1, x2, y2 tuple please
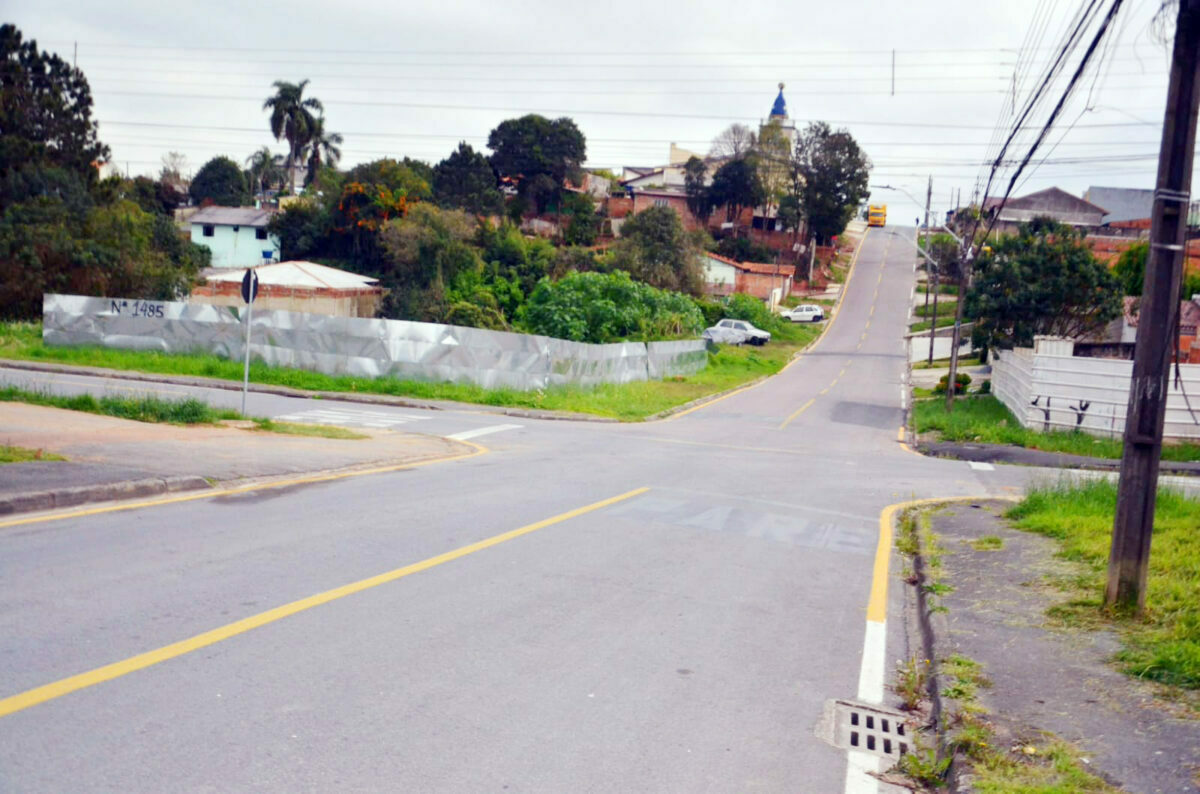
(630, 194, 707, 231)
(734, 272, 792, 300)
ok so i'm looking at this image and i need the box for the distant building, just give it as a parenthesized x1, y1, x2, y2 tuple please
(189, 206, 280, 268)
(190, 260, 384, 318)
(981, 187, 1107, 232)
(701, 252, 793, 305)
(1083, 186, 1154, 225)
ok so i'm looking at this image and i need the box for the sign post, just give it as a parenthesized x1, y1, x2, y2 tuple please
(240, 268, 259, 415)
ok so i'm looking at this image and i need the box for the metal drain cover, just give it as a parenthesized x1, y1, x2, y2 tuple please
(817, 700, 913, 760)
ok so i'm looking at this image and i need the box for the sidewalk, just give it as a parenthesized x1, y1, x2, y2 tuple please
(0, 402, 472, 516)
(916, 502, 1200, 792)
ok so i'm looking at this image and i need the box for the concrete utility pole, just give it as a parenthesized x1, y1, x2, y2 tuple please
(1107, 0, 1200, 613)
(924, 177, 936, 365)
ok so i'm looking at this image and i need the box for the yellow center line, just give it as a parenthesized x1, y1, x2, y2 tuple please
(0, 442, 489, 530)
(778, 397, 816, 430)
(0, 486, 651, 718)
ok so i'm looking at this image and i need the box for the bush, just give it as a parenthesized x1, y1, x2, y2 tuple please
(977, 379, 991, 395)
(934, 372, 972, 395)
(692, 297, 726, 327)
(723, 293, 783, 333)
(519, 270, 704, 343)
(715, 236, 776, 263)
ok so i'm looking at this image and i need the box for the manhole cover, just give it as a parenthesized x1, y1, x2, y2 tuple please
(818, 700, 912, 760)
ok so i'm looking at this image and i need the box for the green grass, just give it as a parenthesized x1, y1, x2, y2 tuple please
(0, 444, 65, 463)
(912, 395, 1200, 462)
(0, 321, 822, 422)
(251, 420, 368, 440)
(909, 316, 958, 333)
(912, 299, 960, 320)
(971, 535, 1005, 551)
(918, 283, 960, 296)
(0, 385, 240, 424)
(1006, 480, 1200, 690)
(912, 356, 983, 370)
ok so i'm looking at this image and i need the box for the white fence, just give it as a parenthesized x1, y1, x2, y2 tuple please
(42, 294, 708, 392)
(991, 337, 1200, 441)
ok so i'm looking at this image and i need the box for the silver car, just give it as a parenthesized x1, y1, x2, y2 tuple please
(702, 318, 771, 346)
(782, 304, 825, 323)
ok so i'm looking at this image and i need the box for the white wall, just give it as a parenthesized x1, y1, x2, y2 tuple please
(991, 337, 1200, 441)
(704, 258, 737, 286)
(191, 224, 280, 268)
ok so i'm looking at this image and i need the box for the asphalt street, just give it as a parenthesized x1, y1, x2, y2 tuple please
(0, 227, 1062, 792)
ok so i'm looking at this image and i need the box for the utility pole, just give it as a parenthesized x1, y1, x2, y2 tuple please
(924, 176, 936, 365)
(1107, 0, 1200, 613)
(891, 50, 895, 97)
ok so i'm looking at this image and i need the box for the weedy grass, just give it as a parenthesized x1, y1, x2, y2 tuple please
(912, 395, 1200, 462)
(909, 316, 959, 333)
(911, 356, 982, 371)
(0, 385, 240, 424)
(0, 444, 65, 463)
(250, 420, 368, 440)
(971, 535, 1005, 551)
(0, 321, 821, 421)
(1006, 479, 1200, 690)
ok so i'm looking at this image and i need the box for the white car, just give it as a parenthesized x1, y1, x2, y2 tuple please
(702, 318, 771, 346)
(782, 304, 825, 323)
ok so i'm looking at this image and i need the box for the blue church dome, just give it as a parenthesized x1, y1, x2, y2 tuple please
(770, 83, 787, 117)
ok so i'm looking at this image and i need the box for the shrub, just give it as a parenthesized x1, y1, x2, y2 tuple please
(714, 235, 776, 264)
(692, 297, 726, 328)
(977, 379, 991, 395)
(519, 270, 704, 343)
(933, 372, 972, 395)
(723, 293, 783, 333)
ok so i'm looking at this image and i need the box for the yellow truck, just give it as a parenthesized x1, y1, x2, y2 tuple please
(867, 204, 887, 227)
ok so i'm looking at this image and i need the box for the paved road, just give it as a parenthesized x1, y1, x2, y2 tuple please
(0, 228, 1049, 791)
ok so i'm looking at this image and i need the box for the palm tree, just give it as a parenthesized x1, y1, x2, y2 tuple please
(302, 116, 343, 188)
(262, 79, 322, 194)
(245, 146, 282, 199)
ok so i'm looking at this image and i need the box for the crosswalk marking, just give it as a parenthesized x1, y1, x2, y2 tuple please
(968, 461, 995, 471)
(273, 407, 430, 429)
(448, 424, 523, 441)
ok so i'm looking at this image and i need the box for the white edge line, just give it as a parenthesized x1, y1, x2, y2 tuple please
(846, 618, 888, 793)
(845, 750, 882, 794)
(448, 424, 523, 441)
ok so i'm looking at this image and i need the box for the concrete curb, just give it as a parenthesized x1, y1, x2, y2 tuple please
(916, 438, 1200, 476)
(0, 475, 210, 517)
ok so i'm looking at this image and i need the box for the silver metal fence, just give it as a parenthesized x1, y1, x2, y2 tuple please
(42, 294, 708, 391)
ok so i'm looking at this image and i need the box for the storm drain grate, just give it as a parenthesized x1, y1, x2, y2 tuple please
(818, 700, 911, 759)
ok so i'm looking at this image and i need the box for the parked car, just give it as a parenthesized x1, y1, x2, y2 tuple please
(702, 318, 771, 346)
(782, 304, 825, 323)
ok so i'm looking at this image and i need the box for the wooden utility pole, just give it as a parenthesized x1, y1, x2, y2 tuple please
(1107, 0, 1200, 612)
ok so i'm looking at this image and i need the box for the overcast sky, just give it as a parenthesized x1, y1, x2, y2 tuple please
(9, 0, 1179, 223)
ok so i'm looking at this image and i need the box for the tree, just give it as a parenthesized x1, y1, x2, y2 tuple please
(755, 120, 793, 227)
(1113, 241, 1149, 296)
(793, 121, 871, 243)
(487, 114, 586, 214)
(433, 142, 502, 215)
(560, 192, 598, 246)
(159, 151, 189, 198)
(683, 156, 713, 225)
(709, 123, 756, 160)
(608, 205, 705, 295)
(965, 218, 1123, 350)
(0, 26, 207, 319)
(345, 158, 432, 202)
(378, 204, 481, 320)
(0, 24, 109, 179)
(708, 158, 765, 228)
(302, 117, 342, 188)
(263, 79, 322, 194)
(189, 156, 250, 206)
(245, 147, 282, 198)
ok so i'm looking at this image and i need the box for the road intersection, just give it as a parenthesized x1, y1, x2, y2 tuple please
(0, 228, 1058, 791)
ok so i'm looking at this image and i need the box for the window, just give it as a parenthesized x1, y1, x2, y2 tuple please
(202, 225, 214, 237)
(231, 225, 240, 232)
(653, 198, 669, 208)
(255, 228, 268, 240)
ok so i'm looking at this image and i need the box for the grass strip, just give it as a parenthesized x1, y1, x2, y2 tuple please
(909, 316, 958, 333)
(1006, 480, 1200, 690)
(1, 321, 821, 421)
(0, 385, 239, 424)
(251, 420, 368, 440)
(911, 356, 982, 370)
(912, 299, 960, 320)
(912, 395, 1200, 462)
(0, 445, 65, 464)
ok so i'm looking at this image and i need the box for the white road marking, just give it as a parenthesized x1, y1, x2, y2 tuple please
(273, 407, 430, 428)
(968, 461, 995, 471)
(845, 750, 882, 794)
(846, 619, 888, 792)
(447, 424, 523, 441)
